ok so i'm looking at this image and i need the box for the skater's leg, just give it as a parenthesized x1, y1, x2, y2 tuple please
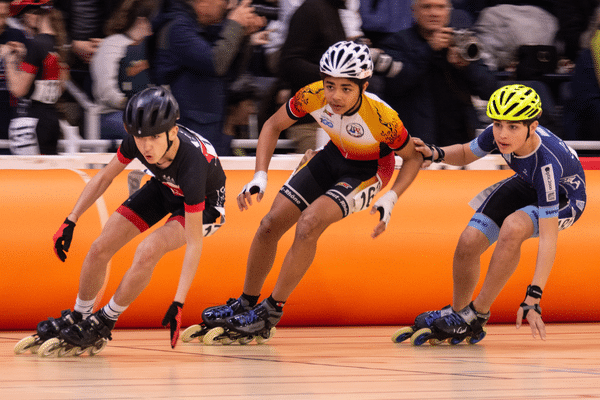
(78, 213, 141, 301)
(112, 219, 186, 307)
(243, 193, 301, 296)
(271, 195, 343, 302)
(452, 226, 490, 310)
(472, 211, 534, 313)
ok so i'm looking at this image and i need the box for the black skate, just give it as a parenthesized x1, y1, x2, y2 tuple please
(14, 309, 82, 355)
(204, 299, 282, 345)
(38, 312, 114, 357)
(391, 305, 453, 345)
(181, 297, 252, 345)
(431, 302, 489, 345)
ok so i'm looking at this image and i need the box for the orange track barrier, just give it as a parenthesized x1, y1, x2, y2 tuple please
(1, 169, 598, 330)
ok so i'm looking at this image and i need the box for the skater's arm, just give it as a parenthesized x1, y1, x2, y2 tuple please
(412, 138, 479, 168)
(516, 217, 558, 340)
(173, 211, 204, 304)
(238, 104, 295, 210)
(67, 156, 126, 223)
(370, 138, 422, 238)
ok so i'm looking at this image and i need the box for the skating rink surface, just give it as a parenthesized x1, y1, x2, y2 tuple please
(2, 324, 600, 399)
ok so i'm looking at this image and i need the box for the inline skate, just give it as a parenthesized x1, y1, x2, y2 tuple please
(14, 309, 82, 355)
(37, 311, 114, 357)
(424, 302, 489, 346)
(203, 299, 282, 345)
(181, 297, 252, 345)
(391, 305, 453, 345)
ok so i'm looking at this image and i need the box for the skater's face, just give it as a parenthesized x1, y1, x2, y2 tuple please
(134, 126, 178, 165)
(492, 119, 539, 156)
(323, 76, 367, 115)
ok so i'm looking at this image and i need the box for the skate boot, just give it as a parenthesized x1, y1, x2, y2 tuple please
(432, 302, 490, 345)
(38, 311, 114, 357)
(204, 299, 282, 345)
(14, 309, 83, 355)
(181, 297, 252, 344)
(391, 305, 453, 345)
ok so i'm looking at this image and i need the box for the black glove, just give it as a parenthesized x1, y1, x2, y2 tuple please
(162, 301, 183, 349)
(53, 218, 76, 262)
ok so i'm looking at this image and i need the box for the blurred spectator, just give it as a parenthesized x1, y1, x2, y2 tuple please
(0, 0, 27, 154)
(225, 74, 259, 156)
(340, 0, 363, 41)
(3, 0, 68, 154)
(379, 0, 498, 146)
(277, 0, 346, 153)
(90, 0, 156, 142)
(359, 0, 413, 48)
(261, 0, 303, 75)
(472, 3, 559, 72)
(555, 0, 599, 66)
(563, 6, 600, 140)
(151, 0, 265, 156)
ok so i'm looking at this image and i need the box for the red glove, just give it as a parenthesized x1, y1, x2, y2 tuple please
(53, 218, 76, 262)
(162, 301, 183, 348)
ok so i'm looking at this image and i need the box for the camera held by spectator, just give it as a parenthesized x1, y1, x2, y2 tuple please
(452, 29, 481, 62)
(252, 1, 279, 20)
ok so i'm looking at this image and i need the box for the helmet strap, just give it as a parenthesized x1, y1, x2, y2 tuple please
(156, 131, 174, 166)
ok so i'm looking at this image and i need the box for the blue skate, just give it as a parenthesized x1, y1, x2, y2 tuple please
(203, 299, 282, 345)
(391, 305, 453, 345)
(181, 297, 252, 345)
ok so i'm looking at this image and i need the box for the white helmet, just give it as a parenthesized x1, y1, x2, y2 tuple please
(319, 41, 373, 80)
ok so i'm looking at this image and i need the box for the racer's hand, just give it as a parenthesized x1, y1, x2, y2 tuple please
(162, 301, 183, 349)
(53, 218, 76, 262)
(237, 171, 267, 211)
(412, 137, 433, 169)
(369, 191, 398, 239)
(516, 302, 546, 340)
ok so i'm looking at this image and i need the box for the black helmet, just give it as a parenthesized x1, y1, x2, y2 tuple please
(123, 87, 180, 137)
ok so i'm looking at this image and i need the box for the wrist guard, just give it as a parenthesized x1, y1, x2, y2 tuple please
(520, 285, 543, 318)
(424, 143, 445, 163)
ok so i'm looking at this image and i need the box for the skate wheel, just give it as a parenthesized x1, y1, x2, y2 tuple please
(467, 328, 487, 345)
(72, 347, 86, 356)
(237, 336, 253, 345)
(255, 327, 276, 344)
(428, 338, 444, 346)
(220, 337, 234, 345)
(14, 335, 36, 355)
(410, 328, 432, 346)
(57, 345, 77, 357)
(181, 325, 204, 343)
(88, 338, 108, 356)
(447, 336, 464, 345)
(203, 327, 225, 345)
(38, 337, 61, 358)
(391, 327, 414, 343)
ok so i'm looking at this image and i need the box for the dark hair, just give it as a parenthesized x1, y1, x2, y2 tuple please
(104, 0, 157, 36)
(320, 73, 369, 89)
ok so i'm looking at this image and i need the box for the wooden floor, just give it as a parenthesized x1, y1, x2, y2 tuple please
(2, 324, 600, 399)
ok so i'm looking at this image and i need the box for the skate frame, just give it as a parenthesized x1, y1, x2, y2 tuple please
(2, 324, 600, 399)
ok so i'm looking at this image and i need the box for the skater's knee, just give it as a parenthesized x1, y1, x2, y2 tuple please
(498, 214, 531, 244)
(256, 213, 286, 239)
(294, 212, 325, 242)
(132, 240, 164, 268)
(455, 228, 487, 260)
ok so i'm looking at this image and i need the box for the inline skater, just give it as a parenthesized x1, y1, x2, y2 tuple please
(399, 84, 586, 345)
(193, 40, 423, 345)
(15, 87, 226, 356)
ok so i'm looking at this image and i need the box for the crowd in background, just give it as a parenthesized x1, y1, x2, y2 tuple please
(0, 0, 598, 156)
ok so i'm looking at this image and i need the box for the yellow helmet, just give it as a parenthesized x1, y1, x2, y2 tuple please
(486, 84, 542, 121)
